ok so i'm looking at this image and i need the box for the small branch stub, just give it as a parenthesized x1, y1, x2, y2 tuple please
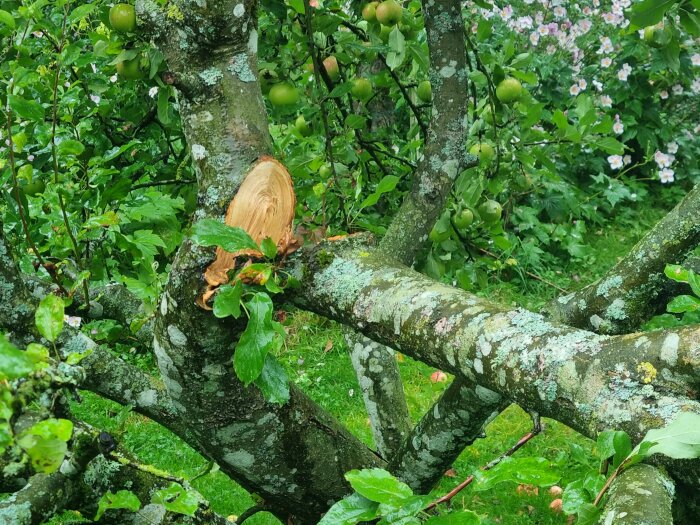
(200, 157, 296, 306)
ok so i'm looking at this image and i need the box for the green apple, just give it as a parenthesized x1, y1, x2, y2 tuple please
(268, 82, 299, 106)
(469, 142, 495, 166)
(376, 0, 402, 26)
(109, 4, 136, 33)
(295, 115, 313, 137)
(478, 200, 502, 223)
(416, 80, 432, 102)
(351, 78, 373, 100)
(495, 77, 523, 104)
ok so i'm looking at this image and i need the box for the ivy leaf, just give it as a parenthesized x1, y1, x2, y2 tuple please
(423, 510, 482, 524)
(191, 219, 258, 253)
(213, 282, 243, 319)
(151, 483, 200, 517)
(345, 468, 413, 506)
(637, 412, 700, 459)
(473, 457, 560, 491)
(233, 293, 280, 384)
(254, 354, 290, 404)
(0, 334, 35, 380)
(35, 294, 65, 343)
(318, 493, 379, 525)
(94, 490, 141, 521)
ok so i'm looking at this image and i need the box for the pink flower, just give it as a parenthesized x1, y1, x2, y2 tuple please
(607, 155, 623, 169)
(691, 53, 700, 66)
(660, 90, 669, 100)
(600, 94, 612, 108)
(659, 168, 674, 184)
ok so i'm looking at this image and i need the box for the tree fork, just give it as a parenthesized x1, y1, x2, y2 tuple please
(132, 1, 384, 522)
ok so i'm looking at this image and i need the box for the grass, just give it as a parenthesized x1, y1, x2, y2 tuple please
(48, 202, 670, 524)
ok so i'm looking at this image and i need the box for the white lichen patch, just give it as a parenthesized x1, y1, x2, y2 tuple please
(137, 389, 158, 408)
(248, 29, 258, 53)
(223, 450, 255, 470)
(167, 324, 188, 347)
(191, 144, 207, 160)
(660, 333, 680, 367)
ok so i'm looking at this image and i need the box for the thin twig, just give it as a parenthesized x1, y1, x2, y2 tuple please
(50, 2, 91, 308)
(478, 247, 569, 294)
(425, 424, 543, 511)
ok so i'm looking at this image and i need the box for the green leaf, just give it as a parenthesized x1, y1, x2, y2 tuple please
(29, 418, 73, 441)
(94, 490, 141, 521)
(667, 295, 700, 313)
(234, 293, 279, 384)
(35, 294, 65, 343)
(386, 27, 405, 70)
(638, 412, 700, 459)
(589, 136, 625, 155)
(8, 95, 45, 121)
(191, 219, 259, 253)
(688, 272, 700, 297)
(260, 237, 278, 259)
(57, 139, 85, 156)
(213, 282, 243, 319)
(664, 264, 689, 283)
(0, 334, 35, 379)
(157, 88, 171, 125)
(476, 19, 492, 41)
(377, 495, 433, 524)
(254, 354, 290, 404)
(680, 8, 700, 35)
(329, 82, 354, 98)
(360, 175, 400, 209)
(151, 483, 199, 517)
(576, 503, 602, 525)
(423, 510, 481, 524)
(318, 493, 379, 525)
(67, 4, 95, 23)
(18, 418, 73, 473)
(0, 9, 15, 29)
(473, 457, 560, 491)
(345, 468, 413, 506)
(596, 430, 632, 469)
(629, 0, 676, 28)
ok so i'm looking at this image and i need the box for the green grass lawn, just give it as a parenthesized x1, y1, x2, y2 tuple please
(49, 201, 673, 524)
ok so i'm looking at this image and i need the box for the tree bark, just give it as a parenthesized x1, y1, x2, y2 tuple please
(598, 464, 674, 525)
(289, 240, 700, 446)
(346, 0, 482, 462)
(546, 183, 700, 334)
(133, 2, 383, 522)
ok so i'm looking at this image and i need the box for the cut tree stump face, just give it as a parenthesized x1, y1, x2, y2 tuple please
(200, 156, 296, 307)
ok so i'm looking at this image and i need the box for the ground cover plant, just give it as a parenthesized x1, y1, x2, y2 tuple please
(1, 0, 700, 523)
